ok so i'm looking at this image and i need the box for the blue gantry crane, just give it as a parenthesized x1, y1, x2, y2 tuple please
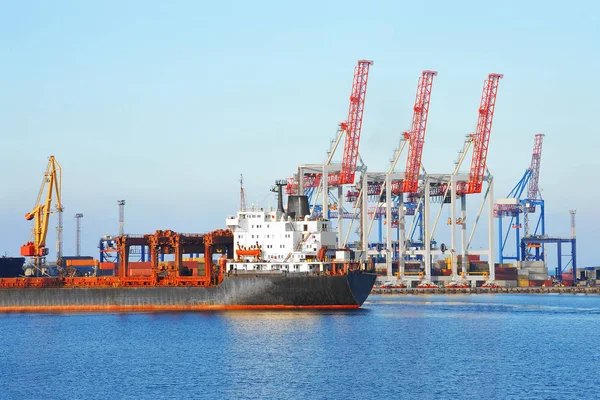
(495, 134, 577, 285)
(495, 134, 546, 263)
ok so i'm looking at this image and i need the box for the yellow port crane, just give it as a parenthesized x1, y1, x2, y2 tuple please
(21, 156, 63, 270)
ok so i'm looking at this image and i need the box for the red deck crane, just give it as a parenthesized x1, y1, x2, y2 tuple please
(457, 73, 503, 195)
(402, 70, 437, 193)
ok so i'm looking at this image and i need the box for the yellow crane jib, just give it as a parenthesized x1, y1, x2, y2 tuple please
(21, 156, 63, 262)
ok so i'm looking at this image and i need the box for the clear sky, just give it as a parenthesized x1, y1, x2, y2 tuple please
(1, 1, 598, 268)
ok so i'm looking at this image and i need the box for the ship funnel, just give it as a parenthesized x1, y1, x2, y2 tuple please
(271, 180, 287, 216)
(287, 195, 310, 220)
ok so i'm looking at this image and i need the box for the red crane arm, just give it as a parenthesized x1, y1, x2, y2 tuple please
(527, 133, 544, 200)
(402, 70, 437, 193)
(285, 60, 372, 194)
(339, 60, 373, 185)
(462, 73, 503, 194)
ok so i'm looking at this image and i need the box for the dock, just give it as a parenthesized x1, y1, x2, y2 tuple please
(371, 286, 600, 295)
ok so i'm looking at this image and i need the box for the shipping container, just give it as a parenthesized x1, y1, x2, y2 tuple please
(66, 259, 98, 267)
(518, 277, 529, 287)
(495, 280, 517, 288)
(495, 272, 518, 280)
(528, 280, 547, 287)
(529, 273, 549, 281)
(99, 262, 116, 270)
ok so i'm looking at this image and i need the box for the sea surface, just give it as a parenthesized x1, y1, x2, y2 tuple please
(1, 294, 599, 400)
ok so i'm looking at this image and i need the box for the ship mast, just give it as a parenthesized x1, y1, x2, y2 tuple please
(239, 174, 246, 212)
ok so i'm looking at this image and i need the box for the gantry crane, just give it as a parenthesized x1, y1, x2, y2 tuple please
(417, 73, 503, 283)
(21, 156, 63, 272)
(393, 70, 437, 245)
(349, 70, 438, 278)
(495, 134, 546, 263)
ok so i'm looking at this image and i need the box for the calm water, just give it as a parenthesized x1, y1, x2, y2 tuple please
(1, 294, 599, 400)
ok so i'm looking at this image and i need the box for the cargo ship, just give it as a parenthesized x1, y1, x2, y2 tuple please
(0, 188, 376, 312)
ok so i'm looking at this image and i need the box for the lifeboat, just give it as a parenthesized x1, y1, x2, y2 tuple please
(235, 248, 261, 258)
(317, 246, 327, 261)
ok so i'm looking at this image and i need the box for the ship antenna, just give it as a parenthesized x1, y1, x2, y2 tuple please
(240, 174, 246, 212)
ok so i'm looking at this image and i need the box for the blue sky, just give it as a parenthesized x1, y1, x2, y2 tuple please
(1, 1, 598, 268)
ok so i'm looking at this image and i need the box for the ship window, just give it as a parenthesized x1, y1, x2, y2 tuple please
(304, 224, 308, 231)
(267, 225, 270, 228)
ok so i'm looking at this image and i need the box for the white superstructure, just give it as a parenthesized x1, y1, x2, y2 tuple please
(225, 206, 341, 273)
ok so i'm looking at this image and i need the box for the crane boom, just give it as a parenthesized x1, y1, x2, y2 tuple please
(466, 73, 503, 193)
(338, 60, 373, 185)
(527, 133, 544, 200)
(285, 60, 373, 193)
(402, 70, 437, 193)
(21, 156, 63, 267)
(458, 73, 503, 195)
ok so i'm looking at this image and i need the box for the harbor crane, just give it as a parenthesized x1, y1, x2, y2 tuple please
(336, 60, 373, 186)
(21, 156, 63, 272)
(359, 70, 437, 249)
(402, 70, 437, 194)
(495, 134, 546, 263)
(286, 60, 373, 193)
(457, 73, 503, 195)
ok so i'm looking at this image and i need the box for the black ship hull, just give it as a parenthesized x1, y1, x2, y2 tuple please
(0, 272, 376, 312)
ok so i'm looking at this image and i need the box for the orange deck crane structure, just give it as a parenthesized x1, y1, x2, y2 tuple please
(21, 156, 63, 271)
